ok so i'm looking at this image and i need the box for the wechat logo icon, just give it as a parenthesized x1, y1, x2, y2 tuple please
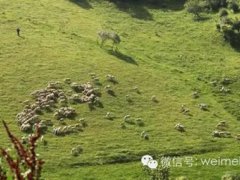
(141, 155, 158, 169)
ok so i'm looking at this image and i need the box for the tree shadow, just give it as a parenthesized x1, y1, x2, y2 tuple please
(109, 0, 153, 20)
(146, 0, 186, 11)
(106, 49, 138, 65)
(69, 0, 92, 9)
(108, 0, 186, 20)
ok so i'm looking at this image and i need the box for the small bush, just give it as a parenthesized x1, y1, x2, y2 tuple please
(141, 131, 149, 140)
(205, 0, 227, 11)
(79, 118, 88, 128)
(143, 165, 170, 180)
(232, 20, 240, 32)
(221, 172, 240, 180)
(185, 0, 204, 19)
(228, 0, 239, 12)
(124, 118, 135, 125)
(136, 118, 145, 126)
(219, 8, 229, 17)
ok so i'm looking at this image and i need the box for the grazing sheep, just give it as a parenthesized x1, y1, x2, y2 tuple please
(125, 95, 132, 103)
(199, 103, 208, 111)
(104, 85, 115, 96)
(133, 86, 140, 94)
(210, 80, 217, 86)
(141, 131, 146, 137)
(175, 123, 185, 132)
(47, 81, 62, 89)
(151, 95, 158, 103)
(123, 115, 131, 121)
(124, 119, 135, 125)
(136, 118, 144, 127)
(123, 115, 133, 124)
(69, 94, 82, 104)
(23, 100, 31, 105)
(221, 173, 240, 180)
(71, 148, 79, 156)
(180, 105, 190, 115)
(220, 86, 231, 93)
(105, 112, 114, 120)
(40, 135, 48, 146)
(33, 106, 42, 114)
(70, 82, 84, 93)
(71, 146, 83, 156)
(53, 124, 82, 136)
(106, 74, 118, 84)
(141, 131, 149, 140)
(221, 78, 231, 85)
(59, 98, 68, 106)
(33, 122, 48, 133)
(79, 118, 88, 128)
(212, 130, 231, 138)
(235, 134, 240, 140)
(64, 78, 71, 84)
(20, 123, 32, 132)
(143, 134, 149, 140)
(192, 91, 199, 99)
(76, 145, 83, 153)
(216, 121, 228, 130)
(98, 31, 121, 50)
(54, 107, 77, 120)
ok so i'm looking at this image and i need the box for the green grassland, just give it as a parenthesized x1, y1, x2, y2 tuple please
(1, 0, 240, 179)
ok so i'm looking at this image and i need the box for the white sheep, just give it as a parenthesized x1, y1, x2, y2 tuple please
(175, 123, 185, 132)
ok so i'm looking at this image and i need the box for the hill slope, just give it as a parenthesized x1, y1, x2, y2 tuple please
(0, 0, 240, 179)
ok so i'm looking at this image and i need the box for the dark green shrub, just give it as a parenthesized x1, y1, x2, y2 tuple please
(219, 8, 229, 16)
(228, 0, 239, 12)
(216, 23, 221, 31)
(223, 27, 237, 42)
(221, 16, 233, 25)
(232, 20, 240, 32)
(205, 0, 227, 11)
(143, 165, 170, 180)
(185, 0, 204, 18)
(221, 172, 240, 180)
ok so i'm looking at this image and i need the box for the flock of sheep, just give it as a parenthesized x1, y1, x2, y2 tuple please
(15, 73, 239, 156)
(16, 78, 102, 135)
(176, 77, 240, 141)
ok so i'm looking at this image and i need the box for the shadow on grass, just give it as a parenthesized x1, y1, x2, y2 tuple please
(145, 0, 186, 11)
(230, 40, 240, 52)
(106, 49, 138, 65)
(108, 0, 186, 20)
(109, 0, 153, 20)
(69, 0, 186, 20)
(194, 15, 211, 22)
(69, 0, 92, 9)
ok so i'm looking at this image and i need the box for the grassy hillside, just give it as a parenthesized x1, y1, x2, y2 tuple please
(0, 0, 240, 179)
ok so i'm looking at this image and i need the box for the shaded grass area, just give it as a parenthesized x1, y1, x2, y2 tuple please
(68, 0, 93, 9)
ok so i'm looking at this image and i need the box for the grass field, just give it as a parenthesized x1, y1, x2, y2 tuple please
(1, 0, 240, 179)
